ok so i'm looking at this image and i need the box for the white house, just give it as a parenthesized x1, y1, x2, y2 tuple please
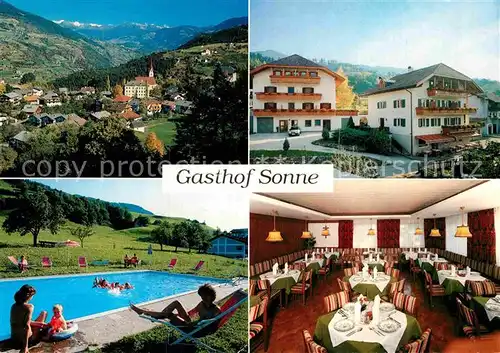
(480, 93, 500, 135)
(208, 233, 247, 259)
(250, 54, 358, 134)
(362, 63, 483, 156)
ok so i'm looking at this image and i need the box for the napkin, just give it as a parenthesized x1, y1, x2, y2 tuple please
(354, 300, 362, 324)
(376, 253, 380, 262)
(427, 253, 430, 260)
(305, 253, 308, 262)
(284, 262, 288, 274)
(451, 265, 456, 276)
(466, 266, 471, 276)
(312, 251, 315, 258)
(373, 295, 381, 324)
(362, 266, 368, 279)
(272, 262, 279, 276)
(369, 253, 373, 262)
(434, 254, 438, 261)
(424, 248, 427, 253)
(373, 266, 378, 279)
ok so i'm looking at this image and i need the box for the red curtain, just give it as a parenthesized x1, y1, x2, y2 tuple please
(377, 219, 400, 248)
(423, 217, 446, 249)
(467, 209, 496, 263)
(339, 220, 353, 248)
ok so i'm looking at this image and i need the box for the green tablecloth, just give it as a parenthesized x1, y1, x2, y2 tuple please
(251, 274, 298, 295)
(399, 253, 409, 264)
(307, 261, 322, 273)
(314, 310, 422, 352)
(250, 294, 261, 307)
(365, 263, 385, 271)
(471, 296, 500, 329)
(441, 278, 465, 295)
(344, 276, 395, 300)
(418, 261, 439, 282)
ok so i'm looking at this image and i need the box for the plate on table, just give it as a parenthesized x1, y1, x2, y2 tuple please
(261, 273, 276, 279)
(378, 319, 400, 333)
(374, 276, 387, 282)
(342, 303, 355, 314)
(470, 271, 480, 276)
(380, 303, 395, 313)
(486, 303, 500, 312)
(334, 319, 355, 332)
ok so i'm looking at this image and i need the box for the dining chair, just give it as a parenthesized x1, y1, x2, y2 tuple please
(249, 295, 270, 352)
(397, 328, 431, 353)
(302, 329, 327, 353)
(392, 292, 418, 316)
(436, 263, 449, 271)
(409, 258, 422, 282)
(423, 270, 446, 307)
(323, 290, 350, 313)
(385, 266, 393, 276)
(317, 257, 332, 281)
(455, 297, 490, 338)
(382, 278, 405, 302)
(336, 277, 357, 301)
(290, 270, 313, 305)
(390, 268, 401, 280)
(257, 279, 282, 307)
(344, 268, 354, 277)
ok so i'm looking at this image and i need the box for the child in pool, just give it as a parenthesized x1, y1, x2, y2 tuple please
(124, 282, 133, 289)
(48, 304, 67, 334)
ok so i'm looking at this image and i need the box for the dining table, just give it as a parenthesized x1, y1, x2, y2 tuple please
(294, 258, 324, 273)
(314, 302, 422, 353)
(472, 296, 500, 329)
(437, 269, 486, 295)
(346, 273, 394, 300)
(418, 257, 447, 281)
(362, 260, 386, 271)
(257, 269, 302, 295)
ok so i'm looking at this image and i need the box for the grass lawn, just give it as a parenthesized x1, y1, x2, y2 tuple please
(136, 117, 178, 147)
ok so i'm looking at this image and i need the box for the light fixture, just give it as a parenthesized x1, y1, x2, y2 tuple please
(321, 220, 330, 238)
(415, 217, 424, 236)
(301, 217, 312, 239)
(367, 218, 376, 236)
(429, 214, 441, 237)
(455, 207, 472, 238)
(266, 210, 283, 242)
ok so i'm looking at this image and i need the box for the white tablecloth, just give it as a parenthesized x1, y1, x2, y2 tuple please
(484, 296, 500, 321)
(436, 270, 486, 286)
(349, 273, 391, 292)
(294, 258, 325, 268)
(362, 260, 386, 267)
(418, 257, 447, 267)
(259, 269, 301, 286)
(403, 252, 418, 260)
(328, 306, 407, 353)
(325, 252, 340, 259)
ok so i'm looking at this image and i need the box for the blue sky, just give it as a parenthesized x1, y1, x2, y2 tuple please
(8, 0, 248, 27)
(251, 0, 499, 80)
(34, 179, 248, 231)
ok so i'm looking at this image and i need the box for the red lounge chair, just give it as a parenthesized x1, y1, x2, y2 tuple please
(78, 256, 88, 268)
(167, 258, 177, 270)
(42, 256, 52, 268)
(8, 256, 18, 268)
(193, 260, 204, 272)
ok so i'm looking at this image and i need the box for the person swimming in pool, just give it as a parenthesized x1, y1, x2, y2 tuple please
(124, 282, 134, 289)
(129, 284, 221, 327)
(10, 285, 48, 353)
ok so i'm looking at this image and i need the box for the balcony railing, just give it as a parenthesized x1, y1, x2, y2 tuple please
(415, 107, 477, 116)
(442, 125, 480, 135)
(252, 108, 358, 116)
(255, 92, 322, 100)
(427, 88, 468, 97)
(269, 75, 321, 84)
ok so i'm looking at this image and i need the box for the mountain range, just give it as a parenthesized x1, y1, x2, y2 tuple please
(111, 203, 154, 215)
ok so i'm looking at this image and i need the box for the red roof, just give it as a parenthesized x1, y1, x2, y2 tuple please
(24, 95, 39, 102)
(114, 95, 131, 103)
(119, 111, 140, 120)
(135, 76, 157, 86)
(415, 134, 454, 143)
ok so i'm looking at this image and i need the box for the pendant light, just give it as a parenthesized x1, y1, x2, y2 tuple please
(367, 218, 376, 236)
(301, 217, 312, 239)
(321, 220, 330, 238)
(415, 217, 424, 236)
(266, 210, 283, 242)
(429, 214, 441, 237)
(455, 207, 472, 238)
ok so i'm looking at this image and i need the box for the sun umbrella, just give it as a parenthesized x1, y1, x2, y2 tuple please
(56, 240, 80, 266)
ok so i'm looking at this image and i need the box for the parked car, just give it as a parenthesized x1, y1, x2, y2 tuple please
(288, 126, 301, 136)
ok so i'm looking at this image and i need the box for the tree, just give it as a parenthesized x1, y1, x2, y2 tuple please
(106, 76, 111, 92)
(283, 138, 290, 152)
(20, 73, 36, 84)
(151, 221, 173, 251)
(2, 187, 64, 246)
(113, 84, 123, 98)
(347, 116, 355, 129)
(172, 222, 189, 252)
(145, 132, 165, 156)
(0, 82, 5, 95)
(335, 68, 355, 109)
(70, 226, 94, 248)
(0, 147, 17, 174)
(135, 215, 150, 227)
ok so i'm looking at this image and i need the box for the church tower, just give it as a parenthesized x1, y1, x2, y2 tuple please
(148, 58, 154, 78)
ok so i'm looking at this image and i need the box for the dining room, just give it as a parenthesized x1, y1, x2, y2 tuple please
(249, 179, 500, 353)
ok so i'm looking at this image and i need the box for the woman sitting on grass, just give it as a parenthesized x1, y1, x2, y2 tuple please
(18, 256, 28, 273)
(10, 285, 47, 353)
(129, 284, 221, 328)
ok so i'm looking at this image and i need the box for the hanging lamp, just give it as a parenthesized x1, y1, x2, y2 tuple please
(429, 214, 441, 237)
(266, 210, 283, 242)
(367, 218, 376, 236)
(415, 217, 424, 236)
(321, 220, 330, 238)
(301, 217, 312, 239)
(455, 207, 472, 238)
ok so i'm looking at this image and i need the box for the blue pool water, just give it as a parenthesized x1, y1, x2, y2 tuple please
(0, 270, 228, 341)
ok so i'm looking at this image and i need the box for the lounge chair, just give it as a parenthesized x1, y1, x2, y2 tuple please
(7, 256, 19, 269)
(140, 289, 247, 352)
(193, 260, 204, 272)
(167, 258, 177, 270)
(78, 257, 88, 268)
(41, 257, 52, 268)
(90, 260, 109, 266)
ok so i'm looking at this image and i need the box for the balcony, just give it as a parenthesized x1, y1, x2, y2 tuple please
(427, 88, 468, 98)
(442, 125, 480, 136)
(269, 75, 321, 84)
(415, 107, 477, 116)
(255, 92, 322, 101)
(252, 108, 358, 117)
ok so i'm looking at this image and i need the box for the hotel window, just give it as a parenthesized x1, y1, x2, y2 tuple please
(264, 102, 277, 109)
(377, 101, 387, 109)
(320, 103, 331, 109)
(309, 71, 318, 77)
(314, 119, 321, 126)
(302, 102, 314, 110)
(288, 87, 295, 94)
(264, 86, 277, 93)
(393, 118, 406, 127)
(430, 118, 441, 127)
(418, 119, 424, 128)
(288, 102, 295, 110)
(305, 120, 312, 127)
(299, 71, 307, 77)
(273, 70, 282, 76)
(285, 71, 292, 76)
(393, 99, 406, 108)
(303, 87, 314, 94)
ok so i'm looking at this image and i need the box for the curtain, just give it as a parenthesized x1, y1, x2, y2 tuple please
(424, 217, 446, 249)
(467, 209, 496, 263)
(377, 219, 400, 248)
(339, 220, 353, 248)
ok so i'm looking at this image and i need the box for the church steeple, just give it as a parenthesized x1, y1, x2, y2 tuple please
(148, 58, 154, 78)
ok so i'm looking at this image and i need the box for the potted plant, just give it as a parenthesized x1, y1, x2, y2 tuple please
(304, 236, 316, 250)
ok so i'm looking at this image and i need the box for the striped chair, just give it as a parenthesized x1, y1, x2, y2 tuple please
(317, 257, 332, 281)
(392, 292, 418, 316)
(344, 268, 354, 277)
(436, 263, 449, 271)
(257, 279, 282, 307)
(385, 266, 393, 276)
(324, 290, 350, 313)
(391, 268, 401, 280)
(409, 258, 422, 282)
(455, 297, 490, 339)
(302, 329, 327, 353)
(336, 277, 357, 301)
(290, 270, 313, 305)
(423, 270, 446, 307)
(249, 296, 269, 351)
(397, 328, 431, 353)
(382, 279, 405, 302)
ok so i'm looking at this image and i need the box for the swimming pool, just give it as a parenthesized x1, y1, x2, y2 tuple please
(0, 270, 229, 341)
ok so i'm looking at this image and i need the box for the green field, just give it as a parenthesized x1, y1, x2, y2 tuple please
(136, 117, 178, 147)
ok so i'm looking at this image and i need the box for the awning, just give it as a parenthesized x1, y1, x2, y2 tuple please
(415, 134, 455, 144)
(452, 132, 480, 139)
